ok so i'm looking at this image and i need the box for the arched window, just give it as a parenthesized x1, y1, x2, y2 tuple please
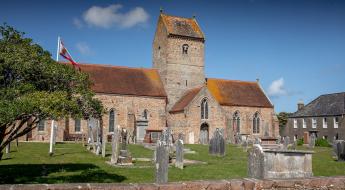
(109, 109, 115, 132)
(182, 44, 189, 54)
(201, 98, 208, 119)
(75, 118, 81, 132)
(253, 112, 260, 134)
(233, 111, 241, 134)
(143, 109, 148, 120)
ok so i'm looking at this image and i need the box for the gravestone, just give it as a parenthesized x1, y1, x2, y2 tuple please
(95, 124, 101, 155)
(276, 136, 281, 144)
(242, 137, 248, 152)
(209, 129, 225, 156)
(155, 140, 169, 183)
(175, 137, 184, 169)
(235, 133, 242, 145)
(117, 128, 132, 165)
(254, 137, 261, 145)
(111, 126, 120, 164)
(334, 140, 345, 161)
(309, 133, 316, 149)
(5, 144, 10, 158)
(283, 136, 290, 150)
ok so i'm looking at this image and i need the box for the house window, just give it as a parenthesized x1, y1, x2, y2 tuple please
(334, 117, 339, 128)
(323, 117, 327, 128)
(201, 98, 208, 119)
(293, 119, 297, 129)
(75, 119, 81, 132)
(143, 109, 148, 120)
(253, 112, 260, 134)
(302, 118, 306, 128)
(38, 120, 45, 131)
(109, 109, 115, 132)
(182, 44, 189, 54)
(233, 111, 241, 134)
(312, 118, 317, 128)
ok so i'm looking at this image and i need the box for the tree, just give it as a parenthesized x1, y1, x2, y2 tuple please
(0, 24, 103, 160)
(276, 112, 291, 136)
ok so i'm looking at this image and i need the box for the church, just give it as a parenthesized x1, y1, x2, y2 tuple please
(22, 13, 279, 144)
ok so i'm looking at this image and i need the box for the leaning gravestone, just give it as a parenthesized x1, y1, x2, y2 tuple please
(175, 137, 184, 169)
(309, 133, 316, 149)
(5, 144, 10, 158)
(155, 139, 169, 183)
(209, 129, 225, 156)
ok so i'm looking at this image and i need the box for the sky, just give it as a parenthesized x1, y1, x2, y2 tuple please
(1, 0, 344, 113)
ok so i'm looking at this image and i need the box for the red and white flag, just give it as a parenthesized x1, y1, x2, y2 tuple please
(58, 38, 79, 68)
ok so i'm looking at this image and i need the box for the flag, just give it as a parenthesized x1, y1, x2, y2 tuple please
(58, 38, 79, 68)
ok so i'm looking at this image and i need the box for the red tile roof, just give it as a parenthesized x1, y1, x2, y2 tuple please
(170, 86, 203, 113)
(207, 78, 273, 108)
(79, 63, 167, 98)
(160, 13, 204, 40)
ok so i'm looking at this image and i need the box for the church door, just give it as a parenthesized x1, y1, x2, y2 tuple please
(200, 123, 209, 144)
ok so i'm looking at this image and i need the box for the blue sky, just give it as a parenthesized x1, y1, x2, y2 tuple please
(1, 0, 344, 113)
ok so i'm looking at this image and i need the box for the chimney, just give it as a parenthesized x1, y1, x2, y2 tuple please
(297, 100, 304, 111)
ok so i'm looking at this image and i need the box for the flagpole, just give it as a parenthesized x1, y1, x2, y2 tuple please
(50, 36, 60, 157)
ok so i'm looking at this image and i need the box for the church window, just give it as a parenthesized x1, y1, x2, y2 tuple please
(253, 112, 260, 134)
(233, 111, 241, 134)
(182, 44, 189, 54)
(75, 118, 81, 132)
(109, 109, 115, 132)
(38, 120, 45, 131)
(143, 109, 148, 120)
(201, 98, 208, 119)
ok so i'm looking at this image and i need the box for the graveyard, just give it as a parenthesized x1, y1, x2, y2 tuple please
(1, 141, 345, 184)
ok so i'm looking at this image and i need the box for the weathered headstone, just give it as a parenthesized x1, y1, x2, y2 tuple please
(242, 138, 248, 152)
(155, 140, 169, 183)
(283, 136, 290, 150)
(111, 126, 120, 164)
(209, 129, 225, 156)
(334, 140, 345, 161)
(254, 137, 261, 145)
(5, 144, 10, 158)
(175, 138, 184, 169)
(309, 133, 316, 149)
(235, 133, 241, 145)
(95, 124, 101, 155)
(102, 132, 106, 157)
(117, 128, 132, 165)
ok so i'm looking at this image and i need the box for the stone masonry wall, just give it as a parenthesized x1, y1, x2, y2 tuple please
(2, 177, 345, 190)
(222, 106, 278, 141)
(169, 87, 227, 144)
(19, 94, 166, 142)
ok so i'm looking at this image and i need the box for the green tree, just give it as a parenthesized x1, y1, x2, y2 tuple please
(276, 112, 291, 135)
(0, 24, 103, 160)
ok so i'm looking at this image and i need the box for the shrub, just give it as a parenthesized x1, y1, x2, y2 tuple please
(315, 138, 331, 147)
(297, 138, 304, 146)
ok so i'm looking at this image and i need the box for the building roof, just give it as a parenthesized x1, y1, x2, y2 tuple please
(290, 92, 345, 117)
(170, 86, 203, 113)
(79, 64, 167, 98)
(160, 13, 204, 40)
(206, 78, 273, 108)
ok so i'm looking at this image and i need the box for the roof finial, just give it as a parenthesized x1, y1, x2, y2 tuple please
(160, 7, 163, 13)
(192, 13, 196, 19)
(256, 78, 260, 83)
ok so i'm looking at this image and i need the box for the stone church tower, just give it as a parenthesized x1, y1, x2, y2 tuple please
(153, 13, 205, 109)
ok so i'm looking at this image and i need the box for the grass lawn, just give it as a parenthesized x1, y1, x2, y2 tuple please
(0, 142, 344, 184)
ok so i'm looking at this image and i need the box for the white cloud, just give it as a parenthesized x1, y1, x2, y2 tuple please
(268, 77, 287, 97)
(76, 42, 93, 56)
(82, 4, 149, 28)
(73, 18, 83, 29)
